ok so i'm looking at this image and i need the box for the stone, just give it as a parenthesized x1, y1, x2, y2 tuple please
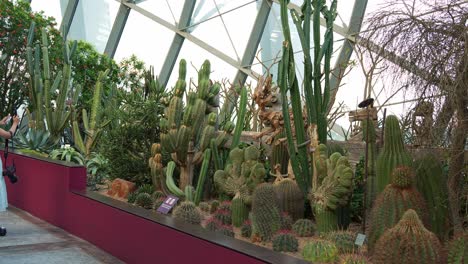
(107, 179, 136, 199)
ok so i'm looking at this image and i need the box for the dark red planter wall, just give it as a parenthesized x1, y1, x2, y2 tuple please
(2, 151, 264, 264)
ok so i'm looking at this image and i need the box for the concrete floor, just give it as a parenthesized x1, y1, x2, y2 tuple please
(0, 207, 124, 264)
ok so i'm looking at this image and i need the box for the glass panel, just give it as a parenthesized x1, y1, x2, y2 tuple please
(30, 0, 68, 25)
(336, 0, 356, 27)
(138, 0, 181, 26)
(67, 0, 120, 53)
(113, 11, 174, 75)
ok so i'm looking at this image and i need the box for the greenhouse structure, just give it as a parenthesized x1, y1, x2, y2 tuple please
(0, 0, 466, 263)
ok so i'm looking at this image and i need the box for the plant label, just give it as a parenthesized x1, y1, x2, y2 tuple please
(355, 233, 366, 246)
(157, 195, 179, 214)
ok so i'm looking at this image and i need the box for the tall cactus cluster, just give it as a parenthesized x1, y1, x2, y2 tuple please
(310, 145, 354, 233)
(373, 209, 443, 264)
(368, 166, 428, 251)
(413, 153, 450, 240)
(374, 115, 412, 199)
(251, 183, 281, 241)
(274, 178, 304, 220)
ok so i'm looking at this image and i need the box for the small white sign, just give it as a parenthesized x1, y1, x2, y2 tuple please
(355, 233, 366, 246)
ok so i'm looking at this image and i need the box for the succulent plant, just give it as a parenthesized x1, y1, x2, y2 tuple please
(138, 184, 155, 195)
(231, 194, 249, 227)
(127, 191, 138, 204)
(280, 212, 293, 230)
(173, 201, 202, 225)
(151, 190, 165, 201)
(214, 210, 232, 225)
(275, 178, 304, 220)
(302, 240, 339, 263)
(391, 166, 414, 188)
(241, 220, 252, 238)
(338, 254, 370, 264)
(217, 225, 235, 237)
(292, 219, 315, 237)
(153, 197, 166, 210)
(368, 166, 428, 251)
(198, 201, 210, 213)
(135, 193, 153, 209)
(251, 183, 281, 241)
(272, 231, 299, 252)
(205, 217, 221, 232)
(447, 233, 467, 264)
(218, 201, 232, 212)
(210, 200, 220, 213)
(373, 209, 443, 264)
(325, 231, 358, 254)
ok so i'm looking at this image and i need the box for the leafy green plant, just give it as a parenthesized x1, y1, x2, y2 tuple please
(86, 152, 110, 185)
(49, 146, 84, 165)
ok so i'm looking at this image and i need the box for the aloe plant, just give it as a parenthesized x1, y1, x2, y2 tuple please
(49, 146, 85, 165)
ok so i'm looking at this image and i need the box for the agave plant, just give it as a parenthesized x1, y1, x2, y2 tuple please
(14, 127, 53, 154)
(86, 152, 110, 185)
(49, 146, 85, 165)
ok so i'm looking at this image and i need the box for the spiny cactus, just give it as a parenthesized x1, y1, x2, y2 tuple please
(231, 194, 249, 227)
(414, 153, 450, 240)
(302, 240, 339, 263)
(218, 201, 232, 212)
(447, 233, 467, 264)
(241, 220, 252, 238)
(373, 209, 443, 264)
(149, 143, 166, 192)
(153, 197, 165, 210)
(217, 225, 235, 237)
(214, 146, 266, 204)
(173, 201, 202, 225)
(198, 202, 210, 213)
(292, 219, 315, 237)
(324, 231, 358, 254)
(251, 183, 281, 241)
(272, 231, 299, 252)
(368, 166, 428, 251)
(210, 200, 220, 213)
(135, 193, 153, 209)
(152, 190, 165, 201)
(375, 115, 412, 197)
(274, 178, 304, 220)
(311, 145, 354, 232)
(391, 166, 414, 188)
(280, 212, 293, 230)
(205, 217, 221, 232)
(338, 254, 370, 264)
(214, 210, 232, 225)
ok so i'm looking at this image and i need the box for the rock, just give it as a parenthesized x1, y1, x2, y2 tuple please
(107, 179, 136, 199)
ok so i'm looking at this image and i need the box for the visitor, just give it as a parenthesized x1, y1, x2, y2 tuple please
(0, 114, 20, 236)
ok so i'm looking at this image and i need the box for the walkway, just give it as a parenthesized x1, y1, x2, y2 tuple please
(0, 207, 124, 264)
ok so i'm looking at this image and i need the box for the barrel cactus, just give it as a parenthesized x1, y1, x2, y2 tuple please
(241, 220, 252, 238)
(210, 200, 220, 213)
(368, 166, 428, 251)
(198, 201, 210, 213)
(280, 212, 293, 230)
(135, 193, 153, 209)
(375, 115, 412, 197)
(325, 231, 358, 254)
(274, 178, 304, 220)
(231, 194, 249, 227)
(302, 240, 339, 263)
(218, 201, 232, 212)
(292, 219, 315, 237)
(311, 146, 354, 233)
(251, 183, 281, 241)
(272, 232, 299, 252)
(153, 197, 166, 210)
(214, 210, 232, 225)
(173, 201, 202, 225)
(447, 233, 467, 264)
(152, 190, 165, 201)
(373, 209, 443, 264)
(339, 254, 370, 264)
(217, 225, 235, 237)
(205, 217, 221, 232)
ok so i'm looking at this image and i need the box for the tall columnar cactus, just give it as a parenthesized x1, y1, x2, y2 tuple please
(413, 153, 450, 240)
(251, 183, 281, 241)
(173, 201, 202, 225)
(368, 166, 428, 251)
(302, 240, 339, 263)
(274, 178, 304, 220)
(149, 143, 164, 192)
(362, 119, 377, 209)
(374, 115, 412, 198)
(73, 69, 110, 158)
(310, 145, 354, 233)
(231, 193, 249, 227)
(160, 59, 220, 190)
(373, 209, 443, 264)
(214, 146, 266, 204)
(26, 23, 81, 145)
(447, 233, 467, 264)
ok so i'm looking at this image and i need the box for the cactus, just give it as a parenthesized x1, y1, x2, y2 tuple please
(151, 191, 165, 201)
(413, 153, 450, 240)
(205, 217, 221, 232)
(214, 210, 232, 225)
(135, 193, 153, 209)
(218, 201, 232, 212)
(230, 86, 247, 150)
(374, 115, 412, 197)
(194, 149, 211, 205)
(251, 183, 281, 241)
(302, 240, 339, 263)
(310, 146, 354, 233)
(184, 185, 195, 202)
(274, 178, 304, 220)
(272, 232, 299, 252)
(173, 201, 202, 225)
(127, 191, 138, 204)
(149, 143, 165, 192)
(325, 231, 358, 254)
(362, 119, 377, 208)
(368, 166, 428, 251)
(198, 202, 210, 213)
(217, 225, 235, 237)
(280, 212, 293, 230)
(373, 209, 443, 264)
(231, 194, 249, 227)
(153, 197, 166, 210)
(447, 233, 467, 264)
(292, 219, 315, 237)
(338, 254, 370, 264)
(241, 220, 252, 238)
(210, 200, 220, 213)
(214, 146, 266, 204)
